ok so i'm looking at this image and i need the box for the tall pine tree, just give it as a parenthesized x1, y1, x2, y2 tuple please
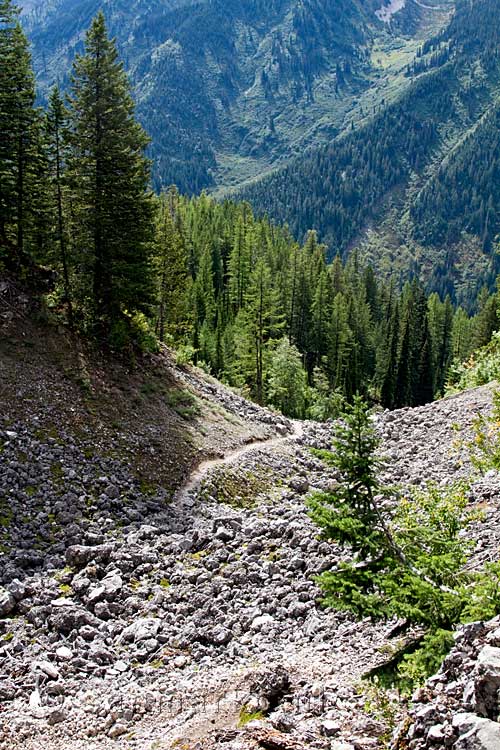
(66, 12, 154, 340)
(0, 0, 37, 267)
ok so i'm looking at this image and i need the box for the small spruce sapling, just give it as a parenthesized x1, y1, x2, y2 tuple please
(309, 396, 500, 688)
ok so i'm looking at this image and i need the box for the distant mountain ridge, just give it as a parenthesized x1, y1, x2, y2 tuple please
(18, 0, 499, 305)
(18, 0, 449, 193)
(239, 0, 500, 306)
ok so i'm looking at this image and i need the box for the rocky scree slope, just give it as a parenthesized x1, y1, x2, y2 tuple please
(394, 616, 500, 749)
(0, 274, 290, 585)
(0, 321, 498, 750)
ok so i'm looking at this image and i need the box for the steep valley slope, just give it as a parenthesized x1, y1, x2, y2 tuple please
(1, 283, 499, 749)
(17, 0, 452, 194)
(240, 0, 500, 305)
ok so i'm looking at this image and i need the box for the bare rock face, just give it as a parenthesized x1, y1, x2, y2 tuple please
(472, 645, 500, 719)
(453, 714, 500, 750)
(394, 617, 500, 750)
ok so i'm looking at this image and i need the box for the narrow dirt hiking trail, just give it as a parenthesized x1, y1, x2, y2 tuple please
(176, 420, 305, 501)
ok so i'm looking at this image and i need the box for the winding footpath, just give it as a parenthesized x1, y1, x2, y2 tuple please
(176, 420, 305, 501)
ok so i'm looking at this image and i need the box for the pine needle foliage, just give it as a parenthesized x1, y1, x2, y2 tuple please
(309, 396, 500, 648)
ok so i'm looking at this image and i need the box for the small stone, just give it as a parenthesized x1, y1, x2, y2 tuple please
(0, 588, 15, 617)
(56, 646, 73, 661)
(47, 709, 66, 726)
(214, 527, 234, 542)
(8, 579, 25, 602)
(108, 722, 128, 738)
(321, 719, 341, 737)
(251, 614, 274, 631)
(311, 682, 324, 698)
(119, 617, 161, 643)
(37, 661, 59, 680)
(210, 626, 232, 646)
(87, 585, 106, 604)
(428, 724, 445, 741)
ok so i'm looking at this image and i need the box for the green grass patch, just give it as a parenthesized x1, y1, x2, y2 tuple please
(165, 388, 201, 420)
(238, 706, 264, 727)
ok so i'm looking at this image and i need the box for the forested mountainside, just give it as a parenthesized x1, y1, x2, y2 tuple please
(5, 3, 500, 748)
(241, 0, 500, 306)
(2, 0, 498, 416)
(17, 0, 451, 193)
(16, 0, 500, 305)
(148, 191, 500, 414)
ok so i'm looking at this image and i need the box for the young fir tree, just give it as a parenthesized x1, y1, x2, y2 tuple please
(380, 301, 400, 409)
(435, 295, 454, 395)
(414, 317, 435, 406)
(327, 292, 351, 392)
(451, 307, 473, 363)
(309, 397, 494, 635)
(233, 258, 283, 403)
(310, 269, 331, 376)
(395, 316, 412, 408)
(154, 188, 190, 342)
(0, 0, 38, 267)
(268, 337, 307, 418)
(228, 214, 250, 313)
(45, 86, 74, 327)
(66, 12, 154, 341)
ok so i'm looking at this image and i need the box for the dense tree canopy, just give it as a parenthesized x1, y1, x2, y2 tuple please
(147, 191, 496, 414)
(239, 0, 500, 305)
(0, 4, 154, 343)
(1, 1, 498, 418)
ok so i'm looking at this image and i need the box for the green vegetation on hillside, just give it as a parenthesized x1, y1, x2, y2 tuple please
(149, 189, 498, 414)
(2, 0, 499, 419)
(1, 3, 154, 343)
(310, 397, 500, 691)
(20, 0, 449, 194)
(240, 0, 500, 304)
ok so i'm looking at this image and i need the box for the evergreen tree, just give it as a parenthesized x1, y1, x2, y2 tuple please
(380, 301, 400, 409)
(327, 292, 351, 391)
(194, 243, 216, 328)
(268, 338, 307, 418)
(233, 258, 283, 403)
(66, 12, 154, 340)
(228, 215, 250, 313)
(395, 317, 412, 408)
(414, 317, 435, 406)
(45, 86, 73, 327)
(451, 307, 473, 363)
(472, 286, 499, 350)
(0, 0, 37, 267)
(310, 269, 331, 375)
(435, 295, 454, 395)
(154, 188, 190, 342)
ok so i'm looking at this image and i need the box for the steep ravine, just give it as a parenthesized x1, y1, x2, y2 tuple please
(0, 382, 498, 750)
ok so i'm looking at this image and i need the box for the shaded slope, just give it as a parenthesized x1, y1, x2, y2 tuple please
(0, 273, 289, 581)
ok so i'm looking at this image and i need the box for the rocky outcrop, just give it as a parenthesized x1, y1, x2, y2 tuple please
(395, 617, 500, 750)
